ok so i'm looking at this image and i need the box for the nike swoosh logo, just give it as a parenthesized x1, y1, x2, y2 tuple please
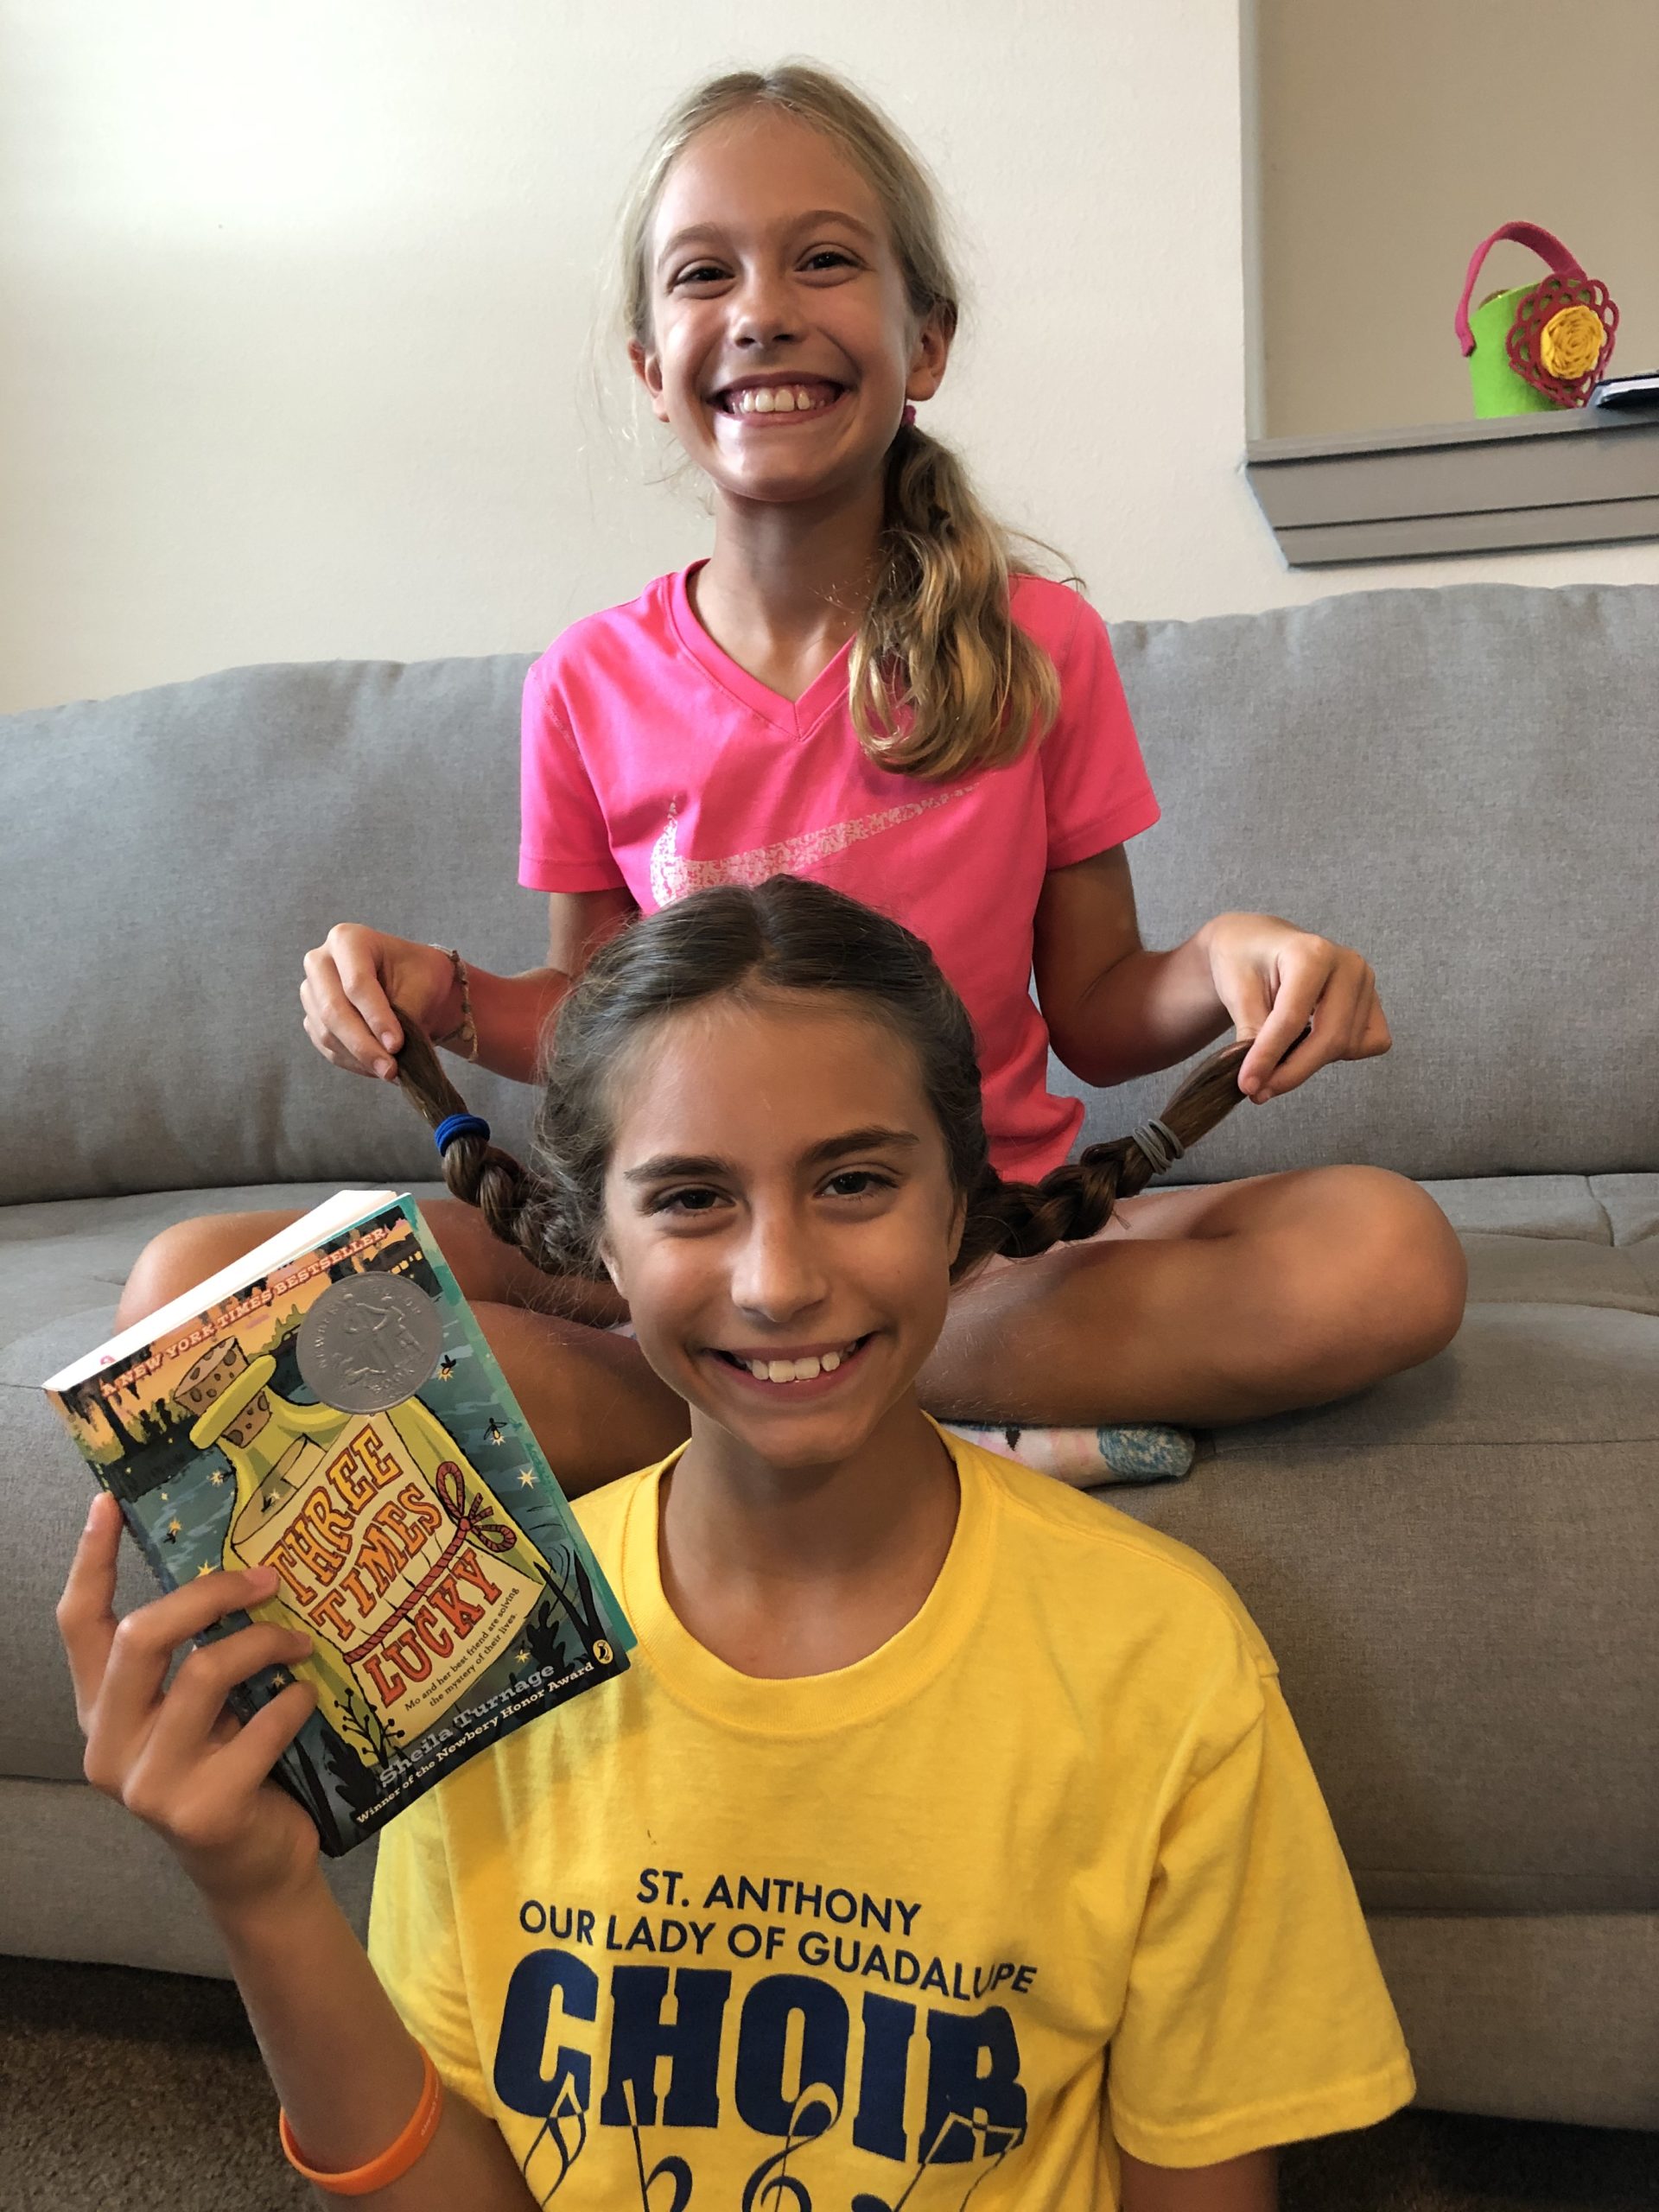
(649, 790, 963, 906)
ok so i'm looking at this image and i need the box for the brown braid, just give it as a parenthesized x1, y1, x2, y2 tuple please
(388, 1006, 595, 1281)
(383, 884, 1267, 1292)
(957, 1041, 1252, 1271)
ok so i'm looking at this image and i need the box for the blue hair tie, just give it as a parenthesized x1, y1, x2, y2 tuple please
(434, 1112, 491, 1155)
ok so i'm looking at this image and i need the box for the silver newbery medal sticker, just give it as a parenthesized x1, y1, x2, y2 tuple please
(296, 1276, 444, 1414)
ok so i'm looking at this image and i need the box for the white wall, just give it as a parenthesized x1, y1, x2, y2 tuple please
(5, 0, 1656, 715)
(1257, 0, 1659, 437)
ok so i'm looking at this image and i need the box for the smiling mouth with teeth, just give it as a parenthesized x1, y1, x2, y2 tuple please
(715, 381, 843, 417)
(711, 1334, 871, 1384)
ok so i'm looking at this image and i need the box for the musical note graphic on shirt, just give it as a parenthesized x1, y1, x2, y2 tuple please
(519, 2075, 588, 2205)
(648, 791, 963, 907)
(739, 2082, 842, 2211)
(849, 2110, 1027, 2212)
(621, 2080, 695, 2212)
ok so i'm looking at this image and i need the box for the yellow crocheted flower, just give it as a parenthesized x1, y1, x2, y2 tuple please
(1539, 304, 1605, 382)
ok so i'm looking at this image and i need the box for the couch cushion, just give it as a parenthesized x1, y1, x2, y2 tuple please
(1422, 1173, 1659, 1311)
(1, 659, 539, 1205)
(1078, 583, 1659, 1183)
(0, 1774, 376, 1975)
(1115, 1430, 1656, 1916)
(1368, 1913, 1659, 2129)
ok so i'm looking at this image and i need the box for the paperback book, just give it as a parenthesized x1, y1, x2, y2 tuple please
(44, 1191, 632, 1855)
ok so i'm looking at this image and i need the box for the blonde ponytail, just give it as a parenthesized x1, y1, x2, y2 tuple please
(851, 422, 1061, 780)
(619, 63, 1065, 783)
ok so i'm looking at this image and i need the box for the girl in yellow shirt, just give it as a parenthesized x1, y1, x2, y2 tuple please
(60, 875, 1412, 2209)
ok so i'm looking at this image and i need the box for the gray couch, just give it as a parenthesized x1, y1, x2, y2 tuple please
(3, 582, 1655, 2130)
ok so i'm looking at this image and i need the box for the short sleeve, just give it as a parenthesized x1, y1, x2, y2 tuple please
(368, 1792, 493, 2113)
(1108, 1669, 1415, 2167)
(1037, 593, 1160, 871)
(518, 658, 626, 893)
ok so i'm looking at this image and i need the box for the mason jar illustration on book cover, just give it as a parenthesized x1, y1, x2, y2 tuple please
(50, 1199, 631, 1850)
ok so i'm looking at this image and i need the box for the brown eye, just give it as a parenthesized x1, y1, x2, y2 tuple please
(823, 1171, 893, 1199)
(651, 1185, 725, 1217)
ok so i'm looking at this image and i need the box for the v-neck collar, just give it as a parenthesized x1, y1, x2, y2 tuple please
(668, 561, 856, 739)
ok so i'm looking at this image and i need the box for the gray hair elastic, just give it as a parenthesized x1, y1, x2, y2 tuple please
(1128, 1117, 1185, 1178)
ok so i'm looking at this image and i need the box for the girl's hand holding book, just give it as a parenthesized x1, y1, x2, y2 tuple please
(301, 923, 458, 1084)
(57, 1491, 322, 1923)
(1198, 911, 1391, 1103)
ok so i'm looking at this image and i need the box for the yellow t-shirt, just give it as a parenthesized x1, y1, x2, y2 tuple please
(369, 1431, 1413, 2205)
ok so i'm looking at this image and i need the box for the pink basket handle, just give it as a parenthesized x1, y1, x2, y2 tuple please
(1455, 222, 1586, 355)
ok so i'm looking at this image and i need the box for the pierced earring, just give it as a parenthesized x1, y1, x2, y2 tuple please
(901, 404, 918, 429)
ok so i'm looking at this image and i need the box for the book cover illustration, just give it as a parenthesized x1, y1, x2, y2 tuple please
(46, 1196, 632, 1855)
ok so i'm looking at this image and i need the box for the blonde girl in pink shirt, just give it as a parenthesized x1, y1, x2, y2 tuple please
(114, 63, 1465, 1491)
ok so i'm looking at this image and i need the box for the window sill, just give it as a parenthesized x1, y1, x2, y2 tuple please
(1244, 405, 1659, 566)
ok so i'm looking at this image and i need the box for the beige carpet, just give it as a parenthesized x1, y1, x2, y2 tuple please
(1, 1956, 1651, 2211)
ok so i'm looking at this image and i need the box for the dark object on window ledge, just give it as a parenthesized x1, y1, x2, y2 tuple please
(1591, 372, 1659, 411)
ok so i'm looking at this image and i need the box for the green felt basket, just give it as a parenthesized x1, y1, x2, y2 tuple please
(1454, 220, 1618, 417)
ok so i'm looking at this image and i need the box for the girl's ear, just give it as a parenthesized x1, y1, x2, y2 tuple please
(595, 1230, 624, 1294)
(628, 339, 672, 425)
(906, 304, 956, 406)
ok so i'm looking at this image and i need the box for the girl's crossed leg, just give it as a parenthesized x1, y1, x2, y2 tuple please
(925, 1163, 1465, 1427)
(113, 1163, 1464, 1495)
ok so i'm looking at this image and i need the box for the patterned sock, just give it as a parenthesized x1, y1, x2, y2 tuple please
(944, 1421, 1197, 1488)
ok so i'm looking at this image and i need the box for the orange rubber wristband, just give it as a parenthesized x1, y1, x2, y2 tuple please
(279, 2044, 444, 2197)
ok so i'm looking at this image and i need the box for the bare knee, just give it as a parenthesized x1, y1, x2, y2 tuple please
(1253, 1168, 1466, 1400)
(1343, 1169, 1467, 1363)
(114, 1211, 297, 1332)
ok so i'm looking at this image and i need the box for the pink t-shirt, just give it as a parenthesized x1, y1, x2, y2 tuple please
(519, 566, 1159, 1181)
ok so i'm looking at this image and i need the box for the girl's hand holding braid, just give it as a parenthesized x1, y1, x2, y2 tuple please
(1198, 912, 1391, 1103)
(300, 902, 613, 1091)
(57, 1491, 321, 1921)
(301, 924, 461, 1084)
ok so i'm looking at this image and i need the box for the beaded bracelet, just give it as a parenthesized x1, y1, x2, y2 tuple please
(430, 946, 478, 1061)
(280, 2043, 444, 2197)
